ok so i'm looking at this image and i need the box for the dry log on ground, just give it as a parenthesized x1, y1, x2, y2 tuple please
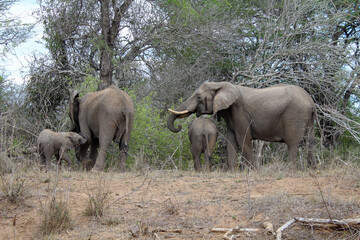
(211, 226, 260, 240)
(276, 217, 360, 240)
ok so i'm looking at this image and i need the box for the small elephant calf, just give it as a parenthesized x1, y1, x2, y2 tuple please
(37, 129, 87, 167)
(188, 117, 218, 172)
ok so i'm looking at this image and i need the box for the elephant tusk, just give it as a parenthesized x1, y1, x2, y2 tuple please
(168, 109, 190, 115)
(178, 113, 192, 119)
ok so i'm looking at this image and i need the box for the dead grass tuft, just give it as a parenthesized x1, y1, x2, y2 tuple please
(39, 195, 72, 236)
(163, 198, 180, 216)
(0, 153, 13, 174)
(0, 172, 28, 203)
(84, 176, 110, 218)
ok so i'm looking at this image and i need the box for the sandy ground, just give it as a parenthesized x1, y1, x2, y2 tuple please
(1, 166, 359, 240)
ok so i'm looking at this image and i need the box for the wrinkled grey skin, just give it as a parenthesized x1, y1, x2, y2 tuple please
(167, 82, 317, 170)
(37, 129, 87, 167)
(69, 85, 134, 171)
(188, 117, 218, 172)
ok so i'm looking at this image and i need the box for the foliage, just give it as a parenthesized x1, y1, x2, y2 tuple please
(129, 92, 192, 170)
(0, 0, 33, 57)
(69, 73, 100, 97)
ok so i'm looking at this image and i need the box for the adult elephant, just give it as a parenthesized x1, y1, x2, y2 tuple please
(167, 82, 318, 170)
(69, 85, 134, 171)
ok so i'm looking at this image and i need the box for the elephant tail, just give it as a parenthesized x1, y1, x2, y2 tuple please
(204, 132, 210, 156)
(203, 132, 216, 157)
(313, 105, 323, 145)
(114, 111, 134, 148)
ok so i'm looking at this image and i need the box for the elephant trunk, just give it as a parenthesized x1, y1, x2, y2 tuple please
(167, 112, 182, 133)
(167, 95, 197, 133)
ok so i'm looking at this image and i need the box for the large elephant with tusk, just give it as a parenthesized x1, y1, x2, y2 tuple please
(167, 82, 319, 170)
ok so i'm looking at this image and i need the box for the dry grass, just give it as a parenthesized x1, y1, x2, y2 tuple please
(163, 198, 180, 216)
(39, 195, 72, 236)
(0, 173, 28, 203)
(83, 176, 110, 218)
(38, 171, 73, 236)
(0, 159, 359, 239)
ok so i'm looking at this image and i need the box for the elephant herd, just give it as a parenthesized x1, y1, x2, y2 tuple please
(38, 82, 319, 172)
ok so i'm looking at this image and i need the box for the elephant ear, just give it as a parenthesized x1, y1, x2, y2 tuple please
(69, 90, 80, 132)
(64, 135, 75, 149)
(212, 82, 241, 115)
(66, 133, 82, 148)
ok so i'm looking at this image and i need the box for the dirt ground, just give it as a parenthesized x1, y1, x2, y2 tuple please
(1, 164, 360, 240)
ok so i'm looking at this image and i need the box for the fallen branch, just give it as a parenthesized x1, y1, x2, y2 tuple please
(276, 217, 360, 240)
(153, 232, 161, 240)
(211, 226, 260, 240)
(152, 228, 182, 234)
(276, 219, 296, 240)
(295, 217, 360, 229)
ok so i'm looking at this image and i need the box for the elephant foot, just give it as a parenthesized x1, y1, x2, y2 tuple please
(91, 164, 104, 172)
(82, 158, 93, 171)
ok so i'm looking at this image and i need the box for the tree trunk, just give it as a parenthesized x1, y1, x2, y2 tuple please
(98, 0, 134, 90)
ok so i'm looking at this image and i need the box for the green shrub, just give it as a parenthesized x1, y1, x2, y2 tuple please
(129, 92, 192, 170)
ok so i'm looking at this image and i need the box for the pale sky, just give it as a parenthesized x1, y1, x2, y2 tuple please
(1, 0, 45, 85)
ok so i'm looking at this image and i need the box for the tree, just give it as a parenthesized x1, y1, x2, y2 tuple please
(98, 0, 134, 89)
(27, 0, 165, 112)
(0, 0, 33, 57)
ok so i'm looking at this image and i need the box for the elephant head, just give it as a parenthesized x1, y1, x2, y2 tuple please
(65, 132, 88, 149)
(69, 90, 80, 132)
(167, 82, 240, 133)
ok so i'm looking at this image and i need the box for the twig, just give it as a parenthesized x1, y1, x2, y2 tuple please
(106, 176, 151, 209)
(309, 171, 333, 220)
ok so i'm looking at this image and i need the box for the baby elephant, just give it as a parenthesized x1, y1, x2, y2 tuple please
(188, 117, 218, 172)
(37, 129, 87, 167)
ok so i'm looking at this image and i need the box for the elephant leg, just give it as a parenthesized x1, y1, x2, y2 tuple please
(92, 137, 111, 171)
(89, 138, 99, 168)
(59, 148, 71, 165)
(286, 136, 302, 168)
(39, 151, 47, 166)
(238, 138, 255, 169)
(285, 125, 305, 167)
(192, 151, 202, 172)
(204, 136, 216, 172)
(44, 152, 53, 168)
(203, 152, 211, 172)
(226, 130, 239, 171)
(118, 142, 128, 171)
(77, 141, 90, 163)
(306, 126, 316, 167)
(287, 143, 300, 167)
(39, 145, 50, 167)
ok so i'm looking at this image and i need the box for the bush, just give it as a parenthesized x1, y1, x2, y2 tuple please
(129, 92, 193, 170)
